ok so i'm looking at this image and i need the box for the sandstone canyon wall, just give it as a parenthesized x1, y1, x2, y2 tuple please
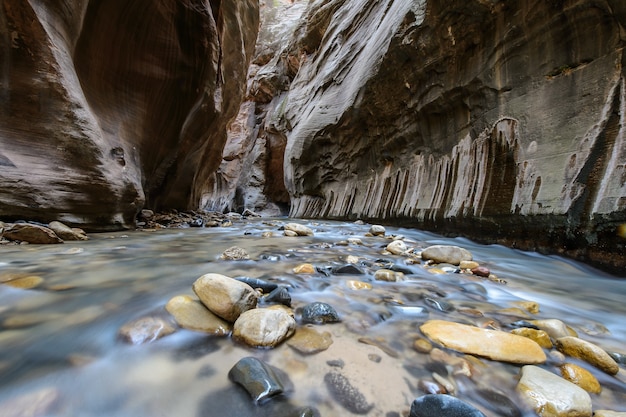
(211, 0, 626, 272)
(0, 0, 258, 229)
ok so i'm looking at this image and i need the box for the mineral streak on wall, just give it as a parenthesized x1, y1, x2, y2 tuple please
(262, 0, 625, 271)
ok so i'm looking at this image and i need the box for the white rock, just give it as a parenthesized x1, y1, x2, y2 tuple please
(284, 223, 314, 236)
(369, 225, 386, 236)
(516, 365, 592, 417)
(420, 245, 472, 265)
(386, 240, 408, 255)
(233, 307, 296, 348)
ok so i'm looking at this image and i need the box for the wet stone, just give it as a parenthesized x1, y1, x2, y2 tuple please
(324, 372, 374, 414)
(301, 302, 341, 324)
(560, 363, 602, 394)
(284, 223, 314, 236)
(459, 260, 479, 270)
(369, 225, 386, 236)
(386, 240, 408, 255)
(228, 357, 291, 404)
(287, 326, 333, 354)
(235, 277, 278, 293)
(221, 246, 250, 260)
(192, 273, 258, 322)
(233, 307, 296, 348)
(165, 295, 231, 335)
(510, 328, 553, 349)
(48, 221, 88, 241)
(531, 319, 577, 339)
(263, 286, 292, 307)
(346, 280, 372, 290)
(332, 264, 364, 275)
(1, 223, 63, 244)
(0, 274, 44, 289)
(424, 297, 454, 313)
(118, 316, 176, 344)
(410, 394, 486, 417)
(293, 263, 315, 274)
(555, 336, 619, 375)
(471, 266, 490, 277)
(420, 245, 472, 265)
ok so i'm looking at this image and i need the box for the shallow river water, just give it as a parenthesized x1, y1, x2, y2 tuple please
(0, 218, 625, 417)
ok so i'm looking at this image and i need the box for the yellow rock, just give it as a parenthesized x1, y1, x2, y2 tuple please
(511, 328, 553, 349)
(459, 260, 479, 270)
(287, 326, 333, 354)
(0, 274, 44, 289)
(293, 263, 315, 274)
(346, 280, 372, 290)
(420, 320, 546, 364)
(165, 295, 231, 335)
(513, 300, 540, 314)
(413, 338, 433, 353)
(560, 363, 602, 394)
(555, 336, 619, 375)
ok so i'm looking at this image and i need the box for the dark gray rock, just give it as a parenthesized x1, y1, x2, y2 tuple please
(301, 302, 341, 324)
(263, 286, 292, 307)
(332, 264, 364, 275)
(410, 394, 486, 417)
(324, 372, 374, 415)
(228, 357, 292, 404)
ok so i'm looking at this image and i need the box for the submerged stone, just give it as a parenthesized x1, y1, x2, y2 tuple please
(118, 316, 176, 344)
(228, 357, 291, 404)
(420, 245, 472, 265)
(287, 326, 333, 354)
(409, 394, 486, 417)
(165, 295, 231, 335)
(555, 336, 619, 375)
(221, 246, 250, 260)
(192, 273, 258, 322)
(301, 302, 341, 324)
(324, 372, 374, 414)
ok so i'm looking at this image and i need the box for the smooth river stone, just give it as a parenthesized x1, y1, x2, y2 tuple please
(118, 316, 176, 344)
(510, 328, 553, 349)
(233, 307, 296, 348)
(287, 326, 333, 354)
(530, 319, 577, 339)
(284, 223, 314, 236)
(420, 320, 546, 364)
(420, 245, 472, 265)
(165, 295, 231, 335)
(516, 365, 592, 417)
(192, 273, 258, 322)
(228, 357, 290, 404)
(555, 336, 619, 375)
(386, 240, 408, 255)
(410, 394, 486, 417)
(559, 363, 602, 394)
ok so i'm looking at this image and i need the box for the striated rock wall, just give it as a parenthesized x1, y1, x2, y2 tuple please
(224, 0, 625, 271)
(0, 0, 258, 229)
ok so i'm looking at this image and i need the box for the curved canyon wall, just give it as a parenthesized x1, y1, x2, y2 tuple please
(213, 0, 626, 271)
(0, 0, 258, 229)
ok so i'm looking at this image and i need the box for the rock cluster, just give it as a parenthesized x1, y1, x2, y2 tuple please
(0, 221, 88, 245)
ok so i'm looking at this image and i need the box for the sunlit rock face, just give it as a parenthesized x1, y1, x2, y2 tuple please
(236, 0, 625, 271)
(0, 0, 258, 229)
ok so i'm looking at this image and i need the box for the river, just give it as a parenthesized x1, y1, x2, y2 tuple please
(0, 218, 625, 416)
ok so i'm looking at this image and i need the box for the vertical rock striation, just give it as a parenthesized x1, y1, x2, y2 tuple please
(0, 0, 258, 229)
(227, 0, 625, 271)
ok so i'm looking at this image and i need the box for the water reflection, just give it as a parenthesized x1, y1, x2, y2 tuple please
(0, 219, 625, 416)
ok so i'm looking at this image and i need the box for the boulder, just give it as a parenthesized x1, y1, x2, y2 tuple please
(420, 245, 472, 265)
(192, 273, 258, 322)
(1, 223, 63, 244)
(233, 307, 296, 348)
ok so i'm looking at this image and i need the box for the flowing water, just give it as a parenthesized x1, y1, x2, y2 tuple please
(0, 218, 625, 416)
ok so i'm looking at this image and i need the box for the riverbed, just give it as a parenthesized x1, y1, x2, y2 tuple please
(0, 218, 625, 416)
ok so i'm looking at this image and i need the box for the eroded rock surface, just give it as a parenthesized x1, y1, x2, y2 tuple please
(0, 0, 259, 229)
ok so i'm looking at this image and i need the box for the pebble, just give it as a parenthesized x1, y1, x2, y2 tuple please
(301, 302, 341, 324)
(118, 316, 176, 344)
(420, 320, 546, 364)
(346, 280, 372, 290)
(459, 260, 479, 270)
(0, 274, 44, 289)
(228, 357, 290, 404)
(369, 225, 386, 236)
(510, 328, 553, 348)
(409, 394, 486, 417)
(165, 295, 231, 335)
(220, 246, 250, 260)
(192, 273, 258, 322)
(233, 307, 296, 348)
(374, 269, 404, 282)
(287, 326, 333, 354)
(516, 365, 592, 417)
(559, 363, 602, 394)
(471, 266, 490, 277)
(413, 338, 433, 353)
(420, 245, 472, 265)
(555, 336, 619, 375)
(292, 263, 315, 274)
(284, 223, 314, 236)
(386, 240, 408, 255)
(324, 372, 374, 414)
(530, 319, 577, 339)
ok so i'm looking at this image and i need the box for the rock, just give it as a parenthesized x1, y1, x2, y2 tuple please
(228, 357, 291, 404)
(284, 223, 314, 236)
(513, 301, 540, 314)
(48, 221, 88, 241)
(421, 246, 472, 265)
(332, 264, 364, 274)
(233, 307, 296, 348)
(471, 266, 490, 277)
(301, 302, 341, 324)
(220, 246, 250, 260)
(2, 223, 63, 244)
(0, 274, 44, 289)
(409, 394, 486, 417)
(459, 261, 479, 270)
(374, 269, 404, 282)
(559, 363, 602, 394)
(555, 336, 619, 375)
(287, 326, 333, 354)
(369, 225, 386, 236)
(469, 389, 522, 417)
(140, 209, 154, 219)
(530, 319, 577, 339)
(413, 338, 433, 353)
(324, 372, 374, 414)
(386, 240, 408, 255)
(284, 230, 298, 237)
(516, 365, 592, 417)
(420, 320, 546, 364)
(192, 273, 258, 322)
(165, 295, 231, 335)
(594, 411, 626, 417)
(235, 277, 278, 293)
(118, 316, 176, 344)
(424, 298, 454, 313)
(510, 328, 553, 349)
(345, 280, 372, 290)
(262, 286, 291, 307)
(293, 263, 315, 274)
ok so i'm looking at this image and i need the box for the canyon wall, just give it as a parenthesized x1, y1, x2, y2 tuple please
(0, 0, 258, 229)
(214, 0, 626, 271)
